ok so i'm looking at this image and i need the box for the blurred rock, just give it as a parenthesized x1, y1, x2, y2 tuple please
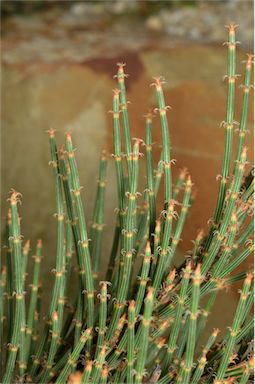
(145, 15, 164, 32)
(2, 1, 253, 69)
(148, 1, 253, 48)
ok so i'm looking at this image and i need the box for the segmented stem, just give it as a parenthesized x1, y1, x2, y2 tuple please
(145, 112, 156, 237)
(215, 274, 253, 381)
(162, 263, 191, 374)
(191, 328, 219, 384)
(153, 77, 172, 204)
(127, 300, 136, 384)
(167, 176, 192, 267)
(234, 54, 253, 173)
(152, 200, 175, 293)
(116, 63, 132, 179)
(0, 266, 6, 371)
(81, 360, 93, 384)
(178, 265, 202, 383)
(55, 328, 92, 384)
(135, 242, 151, 315)
(95, 282, 108, 359)
(212, 24, 237, 228)
(107, 139, 140, 339)
(65, 133, 95, 335)
(239, 357, 254, 384)
(202, 147, 248, 275)
(134, 287, 154, 384)
(3, 191, 24, 384)
(24, 240, 42, 368)
(90, 151, 107, 281)
(91, 344, 107, 384)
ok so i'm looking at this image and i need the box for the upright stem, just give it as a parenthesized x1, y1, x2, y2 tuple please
(3, 191, 24, 384)
(116, 63, 132, 182)
(127, 300, 136, 384)
(153, 77, 172, 204)
(162, 263, 191, 374)
(178, 265, 202, 383)
(55, 328, 92, 384)
(215, 274, 253, 381)
(107, 139, 140, 339)
(145, 112, 156, 237)
(134, 288, 154, 384)
(24, 240, 42, 368)
(95, 282, 108, 359)
(90, 151, 107, 281)
(205, 23, 237, 251)
(65, 133, 95, 340)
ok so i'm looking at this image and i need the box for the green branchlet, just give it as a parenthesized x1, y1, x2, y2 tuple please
(1, 24, 254, 384)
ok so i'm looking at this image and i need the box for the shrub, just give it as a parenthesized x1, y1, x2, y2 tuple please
(1, 24, 254, 384)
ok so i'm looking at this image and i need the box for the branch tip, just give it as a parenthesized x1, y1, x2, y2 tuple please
(47, 128, 56, 138)
(65, 132, 72, 142)
(225, 23, 238, 34)
(8, 189, 22, 205)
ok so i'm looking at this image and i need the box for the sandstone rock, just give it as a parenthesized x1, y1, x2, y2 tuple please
(145, 15, 164, 32)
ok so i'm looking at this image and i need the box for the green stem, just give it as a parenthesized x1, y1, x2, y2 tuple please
(0, 265, 6, 373)
(167, 176, 192, 268)
(74, 284, 83, 347)
(134, 288, 154, 384)
(145, 112, 156, 237)
(207, 24, 237, 247)
(81, 360, 93, 384)
(162, 263, 191, 374)
(95, 282, 108, 359)
(116, 63, 132, 180)
(239, 357, 254, 384)
(152, 200, 174, 293)
(106, 223, 120, 282)
(202, 147, 248, 275)
(154, 151, 164, 197)
(65, 133, 95, 339)
(215, 274, 253, 381)
(40, 311, 60, 383)
(29, 130, 66, 376)
(90, 151, 107, 281)
(3, 191, 25, 384)
(191, 328, 219, 384)
(178, 265, 202, 383)
(233, 54, 253, 175)
(24, 240, 42, 368)
(91, 344, 107, 384)
(107, 139, 140, 339)
(153, 77, 172, 204)
(173, 168, 188, 201)
(55, 328, 92, 384)
(5, 209, 14, 347)
(134, 242, 152, 315)
(127, 300, 135, 384)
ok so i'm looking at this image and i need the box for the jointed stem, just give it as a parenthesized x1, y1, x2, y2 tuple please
(3, 191, 25, 384)
(65, 133, 95, 341)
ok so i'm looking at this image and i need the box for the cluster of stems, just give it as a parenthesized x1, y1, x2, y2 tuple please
(1, 25, 254, 384)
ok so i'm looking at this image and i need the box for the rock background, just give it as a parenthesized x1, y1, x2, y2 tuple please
(2, 1, 254, 329)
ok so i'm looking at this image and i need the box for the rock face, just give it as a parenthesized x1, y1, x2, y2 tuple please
(2, 64, 117, 279)
(2, 4, 253, 322)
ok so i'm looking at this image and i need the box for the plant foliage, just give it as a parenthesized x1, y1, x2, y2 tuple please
(1, 24, 254, 384)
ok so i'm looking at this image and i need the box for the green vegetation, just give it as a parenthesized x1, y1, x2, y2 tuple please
(1, 25, 254, 383)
